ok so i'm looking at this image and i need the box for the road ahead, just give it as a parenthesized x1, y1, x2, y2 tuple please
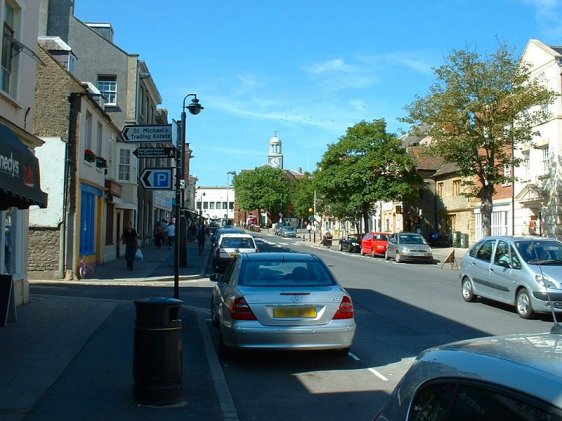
(31, 232, 556, 420)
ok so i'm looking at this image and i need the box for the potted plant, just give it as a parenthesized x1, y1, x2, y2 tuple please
(84, 149, 96, 163)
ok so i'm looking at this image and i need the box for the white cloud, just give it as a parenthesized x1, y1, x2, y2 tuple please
(522, 0, 562, 37)
(303, 58, 358, 74)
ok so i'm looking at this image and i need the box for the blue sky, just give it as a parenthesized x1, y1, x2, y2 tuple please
(74, 0, 562, 187)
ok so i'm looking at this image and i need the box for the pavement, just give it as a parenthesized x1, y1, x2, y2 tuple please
(0, 231, 466, 421)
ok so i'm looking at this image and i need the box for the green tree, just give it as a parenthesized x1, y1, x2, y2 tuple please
(233, 166, 289, 225)
(315, 119, 422, 230)
(292, 173, 316, 221)
(403, 43, 557, 237)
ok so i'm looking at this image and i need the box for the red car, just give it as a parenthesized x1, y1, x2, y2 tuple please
(360, 232, 390, 257)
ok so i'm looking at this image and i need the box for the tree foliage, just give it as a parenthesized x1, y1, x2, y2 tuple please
(315, 119, 422, 230)
(291, 173, 316, 220)
(402, 43, 558, 236)
(233, 166, 289, 221)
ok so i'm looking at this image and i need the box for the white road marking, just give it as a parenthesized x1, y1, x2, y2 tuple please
(368, 367, 389, 381)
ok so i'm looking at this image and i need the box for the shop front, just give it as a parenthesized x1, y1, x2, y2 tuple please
(0, 122, 48, 308)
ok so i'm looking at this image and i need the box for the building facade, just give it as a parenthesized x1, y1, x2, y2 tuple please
(0, 0, 48, 305)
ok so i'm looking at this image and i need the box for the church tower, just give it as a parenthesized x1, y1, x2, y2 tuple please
(267, 132, 283, 169)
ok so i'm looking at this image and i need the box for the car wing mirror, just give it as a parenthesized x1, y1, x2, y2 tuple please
(210, 273, 224, 283)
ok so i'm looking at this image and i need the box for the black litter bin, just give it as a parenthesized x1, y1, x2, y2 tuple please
(133, 297, 183, 406)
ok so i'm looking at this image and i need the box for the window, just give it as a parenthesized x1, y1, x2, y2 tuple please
(97, 75, 117, 105)
(1, 2, 16, 94)
(96, 122, 103, 156)
(118, 149, 131, 181)
(437, 182, 443, 197)
(209, 202, 215, 210)
(522, 150, 530, 179)
(452, 179, 461, 196)
(222, 202, 227, 210)
(410, 381, 560, 420)
(475, 239, 495, 262)
(541, 146, 550, 175)
(85, 111, 93, 150)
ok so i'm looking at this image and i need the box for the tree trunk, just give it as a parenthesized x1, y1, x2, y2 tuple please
(480, 186, 494, 238)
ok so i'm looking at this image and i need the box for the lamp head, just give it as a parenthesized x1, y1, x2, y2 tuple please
(187, 97, 204, 115)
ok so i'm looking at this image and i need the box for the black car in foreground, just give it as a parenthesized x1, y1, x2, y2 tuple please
(338, 233, 362, 253)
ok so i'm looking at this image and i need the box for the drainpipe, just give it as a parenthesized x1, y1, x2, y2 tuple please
(64, 93, 81, 280)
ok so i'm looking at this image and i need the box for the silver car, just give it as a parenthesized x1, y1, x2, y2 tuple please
(210, 252, 356, 357)
(384, 232, 433, 263)
(375, 332, 562, 420)
(460, 235, 562, 319)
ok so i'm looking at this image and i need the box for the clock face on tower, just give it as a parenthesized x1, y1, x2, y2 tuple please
(269, 156, 281, 168)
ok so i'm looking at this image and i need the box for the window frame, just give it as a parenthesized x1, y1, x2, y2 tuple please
(97, 75, 117, 106)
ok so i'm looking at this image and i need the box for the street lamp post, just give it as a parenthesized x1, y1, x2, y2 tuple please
(174, 94, 203, 299)
(226, 171, 235, 222)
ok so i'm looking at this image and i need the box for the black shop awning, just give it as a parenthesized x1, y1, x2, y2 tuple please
(0, 123, 48, 210)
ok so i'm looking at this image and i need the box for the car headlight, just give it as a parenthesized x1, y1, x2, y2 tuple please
(535, 273, 559, 289)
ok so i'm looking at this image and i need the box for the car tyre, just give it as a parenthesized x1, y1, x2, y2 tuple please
(384, 251, 390, 261)
(210, 296, 219, 327)
(516, 288, 534, 319)
(395, 252, 401, 263)
(461, 278, 476, 302)
(339, 243, 343, 251)
(370, 248, 376, 258)
(360, 248, 366, 256)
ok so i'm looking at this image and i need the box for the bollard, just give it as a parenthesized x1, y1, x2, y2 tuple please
(133, 297, 183, 405)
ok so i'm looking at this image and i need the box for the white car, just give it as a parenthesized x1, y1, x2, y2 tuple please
(212, 233, 258, 273)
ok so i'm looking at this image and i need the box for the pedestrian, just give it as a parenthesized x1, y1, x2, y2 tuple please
(196, 223, 207, 256)
(121, 221, 139, 271)
(154, 222, 163, 247)
(306, 222, 312, 240)
(166, 220, 176, 249)
(161, 219, 169, 245)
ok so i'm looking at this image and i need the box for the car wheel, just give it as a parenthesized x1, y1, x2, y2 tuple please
(461, 278, 476, 302)
(339, 243, 343, 251)
(370, 248, 376, 258)
(384, 251, 389, 261)
(360, 248, 365, 256)
(395, 253, 401, 263)
(516, 288, 533, 319)
(216, 328, 233, 359)
(210, 296, 219, 327)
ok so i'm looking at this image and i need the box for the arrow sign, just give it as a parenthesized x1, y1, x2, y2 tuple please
(121, 124, 172, 143)
(133, 147, 177, 159)
(139, 168, 173, 190)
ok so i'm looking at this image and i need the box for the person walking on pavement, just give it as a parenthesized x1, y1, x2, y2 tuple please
(121, 221, 139, 271)
(196, 222, 207, 255)
(166, 220, 176, 249)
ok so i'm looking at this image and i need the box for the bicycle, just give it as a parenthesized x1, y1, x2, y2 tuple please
(79, 255, 94, 279)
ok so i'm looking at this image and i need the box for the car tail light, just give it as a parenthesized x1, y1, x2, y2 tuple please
(228, 297, 257, 320)
(333, 296, 354, 319)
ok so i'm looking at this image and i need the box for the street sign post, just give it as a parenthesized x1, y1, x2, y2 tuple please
(121, 124, 172, 143)
(139, 168, 173, 190)
(133, 147, 177, 159)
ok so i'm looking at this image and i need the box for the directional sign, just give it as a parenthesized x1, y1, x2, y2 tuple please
(133, 147, 177, 159)
(121, 124, 172, 143)
(139, 168, 173, 190)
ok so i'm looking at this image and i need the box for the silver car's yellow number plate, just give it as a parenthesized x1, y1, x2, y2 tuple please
(273, 306, 317, 318)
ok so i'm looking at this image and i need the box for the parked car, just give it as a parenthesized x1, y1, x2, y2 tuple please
(210, 252, 356, 356)
(339, 233, 362, 253)
(212, 233, 258, 273)
(460, 235, 562, 319)
(385, 232, 433, 263)
(209, 227, 245, 248)
(374, 331, 562, 420)
(280, 226, 297, 238)
(360, 232, 390, 257)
